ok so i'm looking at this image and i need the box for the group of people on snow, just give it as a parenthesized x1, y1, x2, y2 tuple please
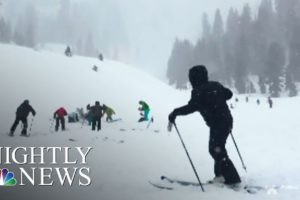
(9, 99, 151, 136)
(230, 96, 274, 109)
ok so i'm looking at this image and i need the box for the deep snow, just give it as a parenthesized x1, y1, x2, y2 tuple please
(0, 43, 300, 200)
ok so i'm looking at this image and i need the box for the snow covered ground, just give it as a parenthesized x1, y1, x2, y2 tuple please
(0, 43, 300, 200)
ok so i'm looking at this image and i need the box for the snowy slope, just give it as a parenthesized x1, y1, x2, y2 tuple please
(0, 43, 300, 200)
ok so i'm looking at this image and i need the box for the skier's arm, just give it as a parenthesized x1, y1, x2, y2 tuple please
(30, 107, 36, 116)
(169, 91, 198, 123)
(169, 104, 197, 123)
(174, 104, 196, 116)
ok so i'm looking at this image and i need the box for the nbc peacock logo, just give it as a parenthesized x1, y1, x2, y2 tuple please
(0, 168, 17, 186)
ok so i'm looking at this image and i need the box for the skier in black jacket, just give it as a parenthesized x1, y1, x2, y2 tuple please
(87, 101, 104, 131)
(168, 65, 241, 186)
(10, 100, 36, 136)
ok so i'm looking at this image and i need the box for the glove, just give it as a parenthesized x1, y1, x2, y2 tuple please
(168, 112, 176, 123)
(167, 122, 173, 132)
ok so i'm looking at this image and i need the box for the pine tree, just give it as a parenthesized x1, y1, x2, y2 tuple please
(253, 0, 277, 75)
(0, 18, 11, 43)
(167, 39, 181, 85)
(285, 70, 298, 97)
(212, 9, 224, 40)
(193, 13, 212, 67)
(223, 8, 240, 85)
(276, 0, 300, 81)
(267, 42, 285, 97)
(258, 76, 266, 94)
(210, 9, 225, 81)
(167, 39, 193, 89)
(23, 4, 38, 48)
(202, 13, 211, 40)
(233, 4, 253, 93)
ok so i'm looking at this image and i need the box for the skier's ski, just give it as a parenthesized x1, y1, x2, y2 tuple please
(150, 176, 278, 194)
(69, 138, 76, 142)
(108, 118, 122, 123)
(161, 175, 201, 187)
(148, 181, 174, 190)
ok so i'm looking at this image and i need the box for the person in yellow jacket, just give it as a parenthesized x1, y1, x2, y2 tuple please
(103, 104, 116, 122)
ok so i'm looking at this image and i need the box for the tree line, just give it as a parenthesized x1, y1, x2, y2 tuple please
(167, 0, 299, 97)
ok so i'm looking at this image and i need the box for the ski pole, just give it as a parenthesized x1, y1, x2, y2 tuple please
(28, 117, 35, 136)
(81, 117, 86, 129)
(173, 123, 205, 192)
(49, 118, 55, 133)
(230, 130, 247, 172)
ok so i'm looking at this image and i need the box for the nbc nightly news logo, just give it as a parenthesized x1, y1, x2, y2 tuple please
(0, 147, 92, 186)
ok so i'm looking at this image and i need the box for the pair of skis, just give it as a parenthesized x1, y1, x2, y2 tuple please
(166, 122, 247, 193)
(149, 176, 279, 194)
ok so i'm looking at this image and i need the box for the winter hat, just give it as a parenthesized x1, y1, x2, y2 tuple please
(189, 65, 208, 87)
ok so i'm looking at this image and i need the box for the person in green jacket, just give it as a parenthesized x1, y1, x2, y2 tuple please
(138, 101, 150, 122)
(103, 104, 116, 122)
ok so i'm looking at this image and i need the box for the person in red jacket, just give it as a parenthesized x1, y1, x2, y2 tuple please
(54, 107, 68, 131)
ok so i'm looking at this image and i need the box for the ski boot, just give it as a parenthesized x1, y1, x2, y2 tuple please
(9, 131, 14, 137)
(20, 129, 27, 137)
(207, 176, 225, 185)
(225, 182, 242, 191)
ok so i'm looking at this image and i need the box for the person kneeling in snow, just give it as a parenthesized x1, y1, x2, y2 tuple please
(138, 100, 150, 122)
(68, 112, 79, 123)
(168, 65, 241, 187)
(54, 107, 68, 131)
(65, 46, 72, 57)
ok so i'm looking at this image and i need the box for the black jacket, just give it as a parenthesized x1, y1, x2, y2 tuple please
(16, 102, 36, 118)
(87, 104, 104, 118)
(172, 81, 233, 127)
